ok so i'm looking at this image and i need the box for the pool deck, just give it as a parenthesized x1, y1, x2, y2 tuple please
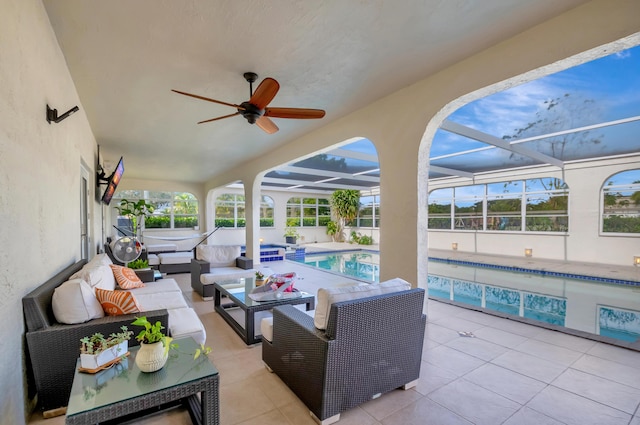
(298, 242, 640, 283)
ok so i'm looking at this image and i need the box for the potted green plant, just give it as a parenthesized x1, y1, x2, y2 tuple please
(131, 317, 211, 373)
(255, 270, 267, 286)
(326, 220, 338, 242)
(329, 189, 360, 242)
(131, 316, 174, 372)
(79, 326, 133, 371)
(127, 258, 150, 270)
(115, 199, 155, 242)
(284, 226, 300, 244)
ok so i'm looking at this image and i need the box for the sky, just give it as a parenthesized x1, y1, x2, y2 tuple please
(431, 45, 640, 158)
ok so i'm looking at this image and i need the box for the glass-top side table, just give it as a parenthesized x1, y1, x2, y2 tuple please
(66, 336, 219, 425)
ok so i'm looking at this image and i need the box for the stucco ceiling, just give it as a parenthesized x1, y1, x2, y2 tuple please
(43, 0, 587, 184)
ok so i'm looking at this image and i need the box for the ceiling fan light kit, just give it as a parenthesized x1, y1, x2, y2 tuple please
(172, 72, 325, 134)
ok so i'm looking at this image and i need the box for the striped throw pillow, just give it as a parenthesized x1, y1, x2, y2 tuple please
(95, 288, 141, 316)
(109, 264, 145, 289)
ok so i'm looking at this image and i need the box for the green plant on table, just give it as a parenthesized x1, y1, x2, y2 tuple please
(131, 316, 211, 360)
(80, 326, 133, 355)
(255, 270, 265, 280)
(127, 258, 149, 269)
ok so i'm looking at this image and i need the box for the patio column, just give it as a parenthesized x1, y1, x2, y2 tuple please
(243, 173, 263, 265)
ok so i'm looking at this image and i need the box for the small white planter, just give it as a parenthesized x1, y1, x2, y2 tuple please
(135, 341, 168, 373)
(80, 340, 128, 370)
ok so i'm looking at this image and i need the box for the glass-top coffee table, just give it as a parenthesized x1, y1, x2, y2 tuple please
(65, 337, 219, 425)
(213, 276, 315, 345)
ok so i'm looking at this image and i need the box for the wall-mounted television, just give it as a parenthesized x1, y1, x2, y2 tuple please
(100, 156, 124, 205)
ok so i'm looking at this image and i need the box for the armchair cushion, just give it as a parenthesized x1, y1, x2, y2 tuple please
(51, 279, 104, 324)
(196, 244, 241, 267)
(314, 278, 411, 330)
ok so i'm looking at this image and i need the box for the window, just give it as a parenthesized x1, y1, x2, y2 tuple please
(428, 178, 568, 232)
(287, 197, 331, 227)
(214, 194, 275, 228)
(260, 196, 275, 227)
(215, 194, 245, 228)
(602, 169, 640, 234)
(357, 195, 380, 228)
(428, 189, 452, 229)
(454, 186, 484, 230)
(114, 190, 199, 230)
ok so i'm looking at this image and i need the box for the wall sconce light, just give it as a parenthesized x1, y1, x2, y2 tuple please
(46, 104, 79, 124)
(259, 238, 264, 243)
(451, 242, 458, 250)
(634, 256, 640, 266)
(524, 248, 533, 257)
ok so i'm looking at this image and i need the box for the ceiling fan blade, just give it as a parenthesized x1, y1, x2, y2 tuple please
(172, 89, 243, 110)
(256, 116, 279, 134)
(250, 78, 280, 109)
(197, 112, 240, 124)
(264, 107, 326, 119)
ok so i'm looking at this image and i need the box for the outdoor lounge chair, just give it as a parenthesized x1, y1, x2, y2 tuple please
(262, 281, 426, 424)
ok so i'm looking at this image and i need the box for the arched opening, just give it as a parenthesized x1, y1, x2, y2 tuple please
(417, 40, 640, 347)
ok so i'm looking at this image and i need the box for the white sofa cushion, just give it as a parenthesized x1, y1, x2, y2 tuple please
(133, 290, 189, 311)
(167, 307, 206, 345)
(200, 267, 255, 285)
(125, 278, 181, 295)
(196, 245, 241, 267)
(146, 243, 177, 253)
(157, 252, 193, 265)
(314, 278, 412, 330)
(147, 253, 160, 266)
(86, 253, 113, 267)
(70, 263, 116, 291)
(52, 279, 105, 324)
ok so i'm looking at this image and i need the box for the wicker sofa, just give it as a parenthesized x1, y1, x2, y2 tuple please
(22, 255, 205, 413)
(262, 280, 426, 425)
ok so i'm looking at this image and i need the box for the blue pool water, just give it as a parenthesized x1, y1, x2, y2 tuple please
(294, 250, 640, 346)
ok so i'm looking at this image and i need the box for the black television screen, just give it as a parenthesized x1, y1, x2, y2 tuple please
(101, 156, 124, 205)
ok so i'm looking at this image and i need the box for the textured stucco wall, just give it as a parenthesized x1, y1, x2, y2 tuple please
(0, 0, 98, 423)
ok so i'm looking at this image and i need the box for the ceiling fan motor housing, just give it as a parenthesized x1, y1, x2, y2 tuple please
(238, 101, 263, 124)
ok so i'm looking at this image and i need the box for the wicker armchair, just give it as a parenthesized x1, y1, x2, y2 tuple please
(262, 288, 426, 425)
(22, 260, 169, 412)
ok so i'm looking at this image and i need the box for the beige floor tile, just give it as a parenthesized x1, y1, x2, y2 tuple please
(358, 388, 423, 421)
(428, 379, 521, 425)
(445, 334, 510, 361)
(526, 386, 631, 425)
(491, 350, 567, 383)
(551, 368, 640, 414)
(424, 345, 485, 377)
(502, 406, 565, 425)
(464, 363, 546, 404)
(381, 397, 471, 425)
(513, 339, 583, 366)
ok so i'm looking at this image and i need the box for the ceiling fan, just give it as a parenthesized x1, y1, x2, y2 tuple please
(172, 72, 325, 134)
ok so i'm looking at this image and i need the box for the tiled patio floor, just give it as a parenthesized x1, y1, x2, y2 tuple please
(28, 255, 640, 425)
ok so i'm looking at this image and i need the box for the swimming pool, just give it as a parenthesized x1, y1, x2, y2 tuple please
(294, 250, 640, 347)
